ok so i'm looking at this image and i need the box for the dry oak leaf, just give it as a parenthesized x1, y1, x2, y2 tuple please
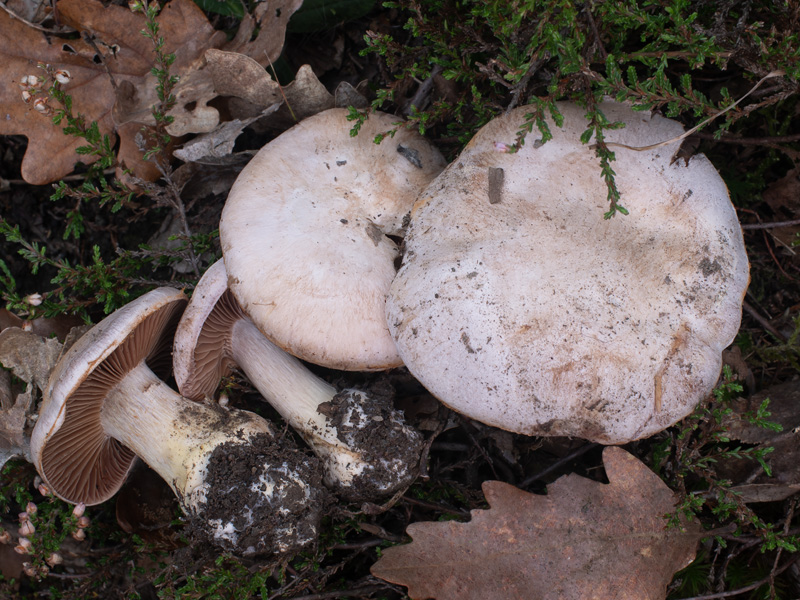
(717, 381, 800, 502)
(372, 447, 701, 600)
(0, 0, 301, 184)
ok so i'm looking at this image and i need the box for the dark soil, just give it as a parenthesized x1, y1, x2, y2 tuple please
(193, 432, 327, 557)
(318, 382, 424, 501)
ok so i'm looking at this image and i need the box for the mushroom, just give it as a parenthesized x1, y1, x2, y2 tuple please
(30, 287, 325, 555)
(386, 100, 749, 444)
(219, 108, 446, 371)
(173, 260, 423, 501)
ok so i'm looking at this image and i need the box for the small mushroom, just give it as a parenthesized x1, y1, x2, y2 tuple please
(173, 260, 423, 501)
(387, 101, 749, 444)
(219, 108, 446, 371)
(30, 287, 325, 555)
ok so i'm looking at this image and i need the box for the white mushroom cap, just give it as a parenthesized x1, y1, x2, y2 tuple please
(174, 260, 423, 500)
(387, 101, 749, 444)
(220, 108, 446, 370)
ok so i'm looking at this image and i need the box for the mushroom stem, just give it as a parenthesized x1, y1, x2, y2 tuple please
(229, 315, 422, 499)
(231, 318, 337, 433)
(100, 360, 323, 555)
(101, 360, 264, 504)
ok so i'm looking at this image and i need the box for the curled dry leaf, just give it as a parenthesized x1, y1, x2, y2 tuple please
(0, 327, 64, 393)
(172, 104, 280, 164)
(0, 0, 302, 184)
(371, 448, 701, 600)
(0, 321, 88, 469)
(204, 49, 282, 108)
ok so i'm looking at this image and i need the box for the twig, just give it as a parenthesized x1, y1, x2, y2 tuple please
(692, 131, 800, 145)
(417, 412, 449, 481)
(331, 539, 385, 551)
(6, 168, 117, 185)
(673, 554, 800, 599)
(603, 70, 785, 152)
(506, 57, 546, 112)
(761, 229, 796, 283)
(742, 218, 800, 230)
(81, 32, 118, 89)
(401, 496, 470, 517)
(519, 442, 599, 488)
(742, 299, 787, 343)
(766, 498, 797, 597)
(264, 51, 296, 123)
(584, 1, 608, 62)
(402, 64, 443, 116)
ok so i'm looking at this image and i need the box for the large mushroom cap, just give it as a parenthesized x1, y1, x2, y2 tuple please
(387, 101, 749, 444)
(31, 287, 186, 505)
(220, 108, 446, 371)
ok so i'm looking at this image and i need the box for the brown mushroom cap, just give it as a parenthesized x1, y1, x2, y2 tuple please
(30, 287, 184, 505)
(387, 101, 749, 444)
(220, 108, 446, 371)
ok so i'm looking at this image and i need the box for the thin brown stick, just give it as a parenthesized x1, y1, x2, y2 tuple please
(584, 1, 608, 61)
(81, 32, 118, 89)
(762, 230, 796, 282)
(401, 496, 470, 517)
(742, 218, 800, 230)
(692, 131, 800, 145)
(742, 300, 787, 342)
(264, 51, 296, 123)
(604, 71, 784, 152)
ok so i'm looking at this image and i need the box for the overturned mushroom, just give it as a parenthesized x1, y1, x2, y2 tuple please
(219, 108, 446, 371)
(387, 101, 749, 444)
(30, 287, 325, 555)
(173, 260, 423, 501)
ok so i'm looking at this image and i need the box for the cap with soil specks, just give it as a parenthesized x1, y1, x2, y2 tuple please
(387, 101, 749, 444)
(220, 108, 446, 371)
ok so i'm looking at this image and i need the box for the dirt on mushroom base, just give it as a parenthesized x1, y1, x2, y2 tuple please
(191, 432, 328, 556)
(318, 382, 424, 501)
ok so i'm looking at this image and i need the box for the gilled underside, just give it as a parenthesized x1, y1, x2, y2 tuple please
(179, 288, 244, 401)
(40, 300, 183, 504)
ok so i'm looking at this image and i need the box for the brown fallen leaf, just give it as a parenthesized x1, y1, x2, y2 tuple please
(0, 0, 301, 184)
(204, 49, 282, 108)
(717, 381, 800, 502)
(372, 447, 701, 600)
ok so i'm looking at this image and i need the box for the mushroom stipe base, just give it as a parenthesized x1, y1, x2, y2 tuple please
(191, 432, 328, 556)
(317, 386, 423, 501)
